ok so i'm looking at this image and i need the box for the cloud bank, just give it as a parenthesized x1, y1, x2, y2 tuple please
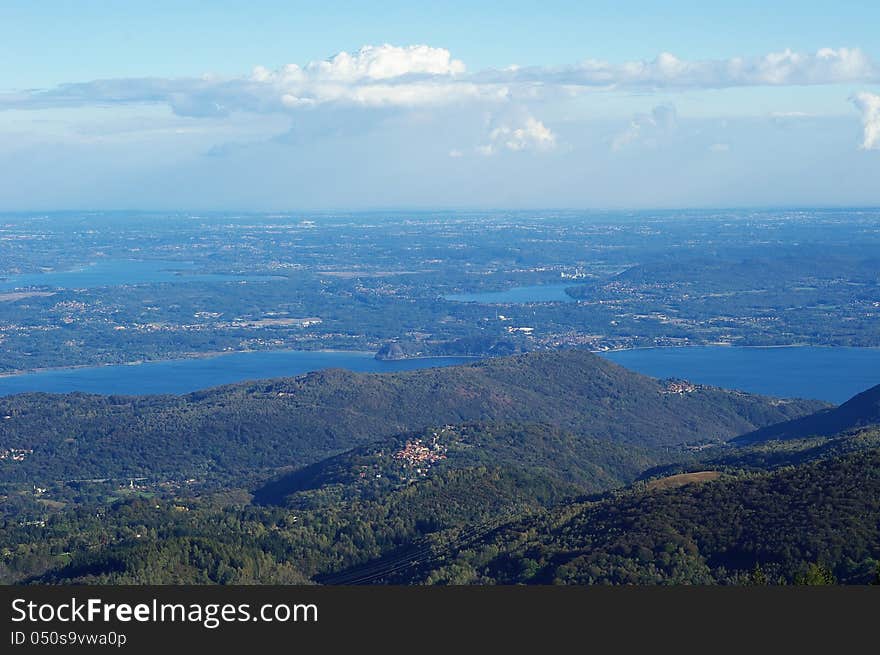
(492, 47, 879, 89)
(1, 45, 491, 117)
(3, 46, 879, 118)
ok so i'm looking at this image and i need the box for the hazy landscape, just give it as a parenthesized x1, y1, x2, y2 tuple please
(3, 3, 880, 590)
(1, 209, 879, 586)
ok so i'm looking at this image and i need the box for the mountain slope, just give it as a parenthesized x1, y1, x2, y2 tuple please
(0, 350, 826, 485)
(10, 464, 579, 585)
(384, 446, 880, 585)
(252, 422, 654, 506)
(734, 382, 880, 444)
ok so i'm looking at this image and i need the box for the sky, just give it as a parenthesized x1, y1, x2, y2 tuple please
(1, 1, 879, 210)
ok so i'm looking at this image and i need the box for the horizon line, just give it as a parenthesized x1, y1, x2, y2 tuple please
(3, 204, 880, 215)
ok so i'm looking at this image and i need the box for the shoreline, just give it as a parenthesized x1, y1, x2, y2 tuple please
(595, 343, 812, 353)
(596, 343, 880, 354)
(0, 348, 480, 379)
(1, 343, 878, 379)
(0, 348, 372, 379)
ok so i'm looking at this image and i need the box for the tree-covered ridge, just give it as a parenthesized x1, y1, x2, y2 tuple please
(640, 426, 880, 481)
(0, 350, 824, 487)
(2, 462, 580, 585)
(734, 382, 880, 444)
(1, 419, 651, 584)
(8, 437, 880, 586)
(253, 422, 655, 507)
(393, 446, 880, 585)
(626, 383, 880, 482)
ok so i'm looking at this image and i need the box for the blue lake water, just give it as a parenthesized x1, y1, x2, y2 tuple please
(0, 259, 281, 290)
(0, 346, 875, 402)
(445, 284, 577, 303)
(0, 351, 474, 396)
(600, 346, 880, 404)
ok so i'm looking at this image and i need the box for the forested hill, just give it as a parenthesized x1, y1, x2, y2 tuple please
(0, 350, 825, 484)
(20, 426, 876, 586)
(386, 444, 880, 585)
(252, 422, 655, 506)
(734, 382, 880, 444)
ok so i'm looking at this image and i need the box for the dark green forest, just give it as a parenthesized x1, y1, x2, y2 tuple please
(398, 443, 880, 585)
(0, 351, 822, 485)
(4, 428, 880, 585)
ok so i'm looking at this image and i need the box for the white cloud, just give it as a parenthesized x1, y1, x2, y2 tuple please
(852, 92, 880, 150)
(478, 116, 557, 155)
(612, 104, 677, 151)
(709, 143, 730, 153)
(256, 44, 484, 109)
(1, 45, 491, 116)
(495, 47, 880, 90)
(304, 44, 466, 80)
(3, 46, 879, 118)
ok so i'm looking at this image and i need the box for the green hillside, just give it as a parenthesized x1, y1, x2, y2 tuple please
(385, 445, 880, 585)
(17, 429, 880, 586)
(5, 350, 878, 587)
(3, 463, 578, 584)
(734, 383, 880, 444)
(253, 422, 653, 506)
(0, 350, 824, 486)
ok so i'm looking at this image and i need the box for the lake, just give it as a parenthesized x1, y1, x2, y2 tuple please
(0, 259, 282, 290)
(0, 346, 875, 402)
(0, 351, 475, 396)
(600, 346, 880, 404)
(445, 283, 577, 303)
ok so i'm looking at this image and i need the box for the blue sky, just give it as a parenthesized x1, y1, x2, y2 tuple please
(1, 1, 879, 209)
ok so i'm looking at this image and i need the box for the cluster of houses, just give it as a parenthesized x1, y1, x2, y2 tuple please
(661, 379, 698, 394)
(392, 438, 448, 468)
(0, 447, 32, 462)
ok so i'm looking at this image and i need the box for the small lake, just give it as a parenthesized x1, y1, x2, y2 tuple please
(0, 259, 282, 290)
(0, 351, 475, 396)
(445, 283, 577, 304)
(600, 346, 880, 404)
